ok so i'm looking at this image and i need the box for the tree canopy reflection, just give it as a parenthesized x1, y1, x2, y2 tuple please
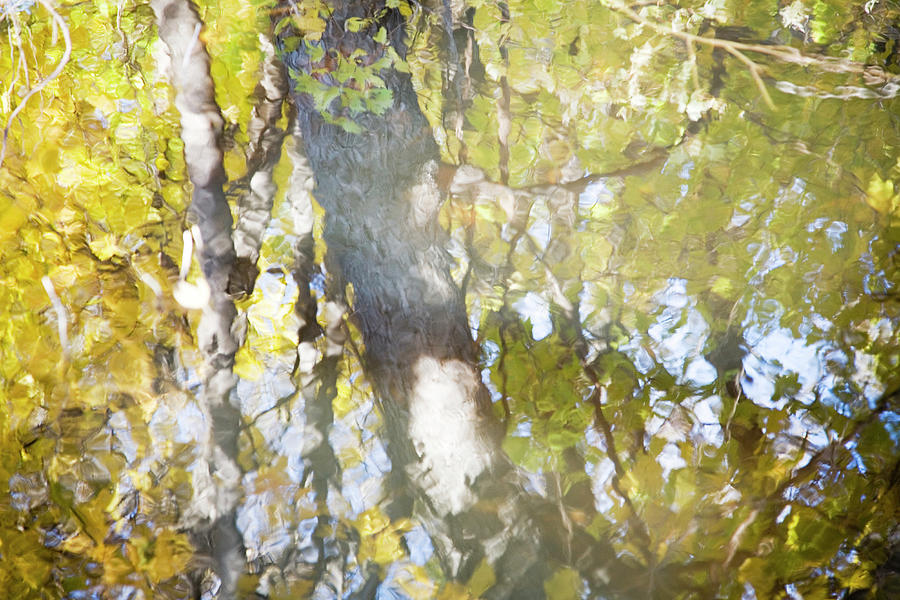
(0, 0, 898, 598)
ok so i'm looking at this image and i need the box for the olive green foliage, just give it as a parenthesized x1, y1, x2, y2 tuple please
(277, 0, 412, 131)
(0, 0, 898, 598)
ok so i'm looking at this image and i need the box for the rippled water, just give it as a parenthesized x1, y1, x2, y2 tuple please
(1, 0, 899, 598)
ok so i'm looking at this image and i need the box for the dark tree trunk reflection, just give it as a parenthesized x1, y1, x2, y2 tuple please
(279, 0, 622, 596)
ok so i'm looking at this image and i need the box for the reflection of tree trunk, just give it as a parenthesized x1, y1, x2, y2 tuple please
(229, 36, 290, 298)
(282, 1, 552, 595)
(151, 1, 243, 596)
(287, 128, 355, 596)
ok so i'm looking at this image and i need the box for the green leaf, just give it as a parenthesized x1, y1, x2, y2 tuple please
(345, 17, 368, 32)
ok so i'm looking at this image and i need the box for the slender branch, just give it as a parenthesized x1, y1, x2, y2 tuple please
(496, 0, 511, 185)
(722, 508, 759, 568)
(524, 233, 655, 564)
(685, 38, 700, 91)
(615, 1, 896, 77)
(490, 195, 537, 423)
(41, 275, 69, 359)
(714, 389, 899, 578)
(1, 0, 72, 166)
(722, 45, 774, 109)
(770, 387, 897, 501)
(608, 1, 900, 106)
(447, 146, 668, 206)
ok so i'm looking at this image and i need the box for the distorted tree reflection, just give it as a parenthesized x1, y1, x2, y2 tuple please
(0, 0, 898, 598)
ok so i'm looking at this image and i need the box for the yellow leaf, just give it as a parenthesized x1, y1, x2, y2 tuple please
(467, 558, 496, 598)
(866, 174, 897, 215)
(86, 93, 116, 114)
(437, 582, 475, 600)
(234, 347, 264, 380)
(544, 567, 581, 600)
(373, 529, 405, 565)
(103, 553, 137, 585)
(252, 457, 293, 494)
(73, 489, 114, 542)
(841, 566, 873, 591)
(356, 507, 390, 536)
(338, 444, 364, 468)
(89, 233, 124, 261)
(333, 382, 355, 418)
(122, 194, 151, 229)
(40, 146, 60, 174)
(710, 276, 736, 299)
(396, 564, 438, 599)
(293, 13, 326, 39)
(128, 468, 154, 492)
(0, 200, 28, 245)
(143, 529, 194, 582)
(60, 532, 94, 555)
(12, 551, 51, 589)
(739, 557, 775, 594)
